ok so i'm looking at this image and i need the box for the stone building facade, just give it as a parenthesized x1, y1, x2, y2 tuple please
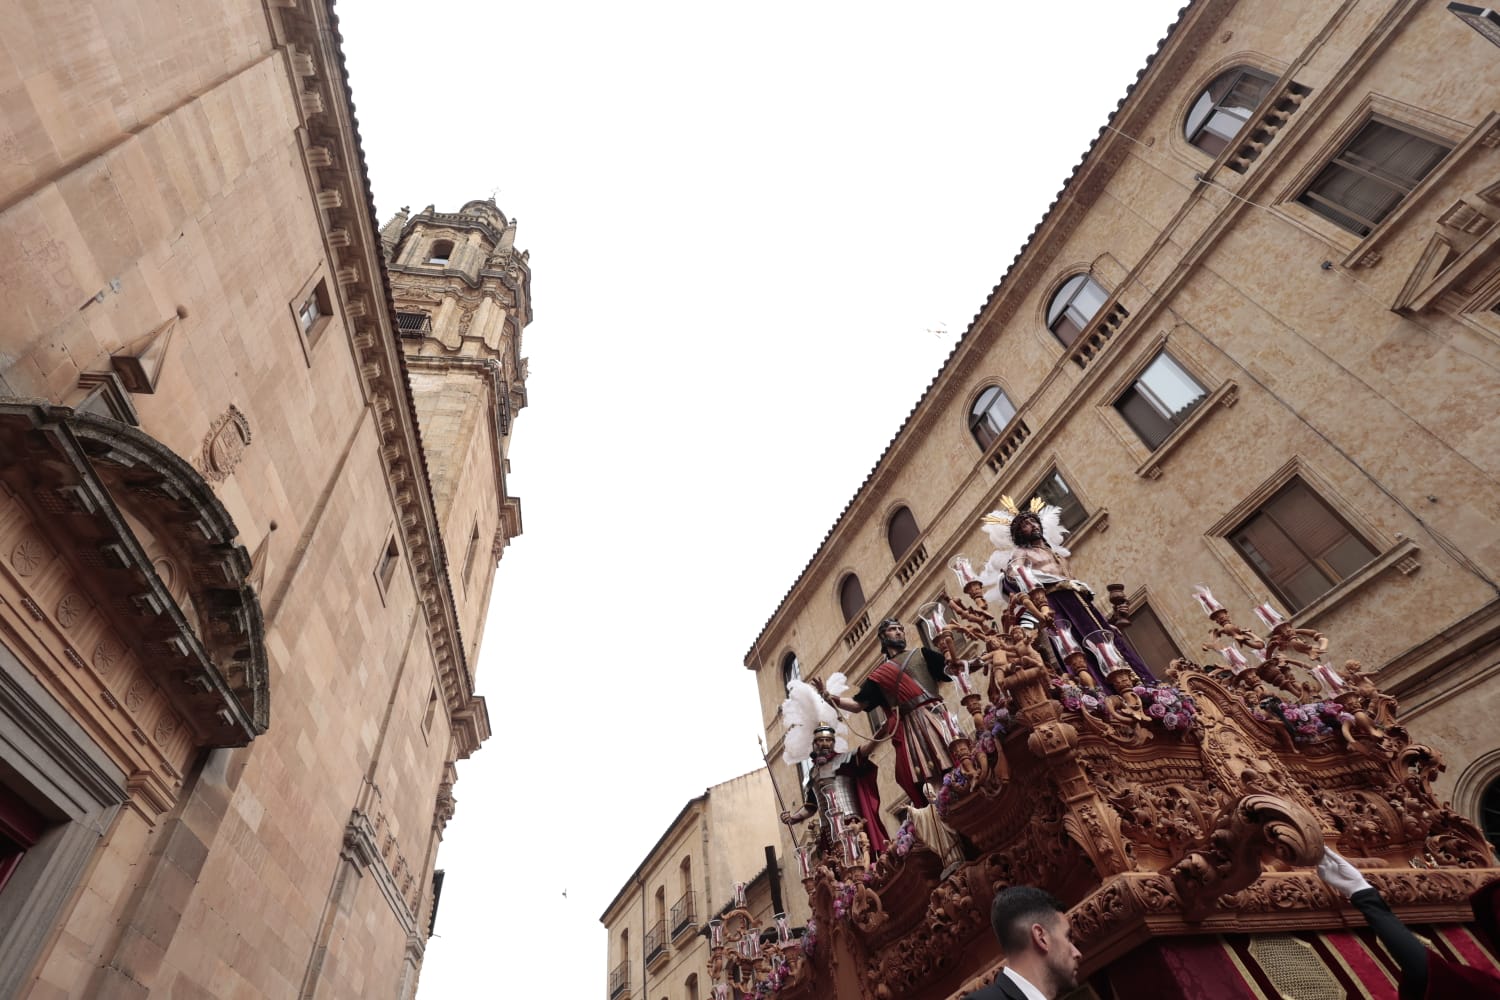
(0, 1, 528, 997)
(744, 0, 1500, 916)
(601, 769, 781, 1000)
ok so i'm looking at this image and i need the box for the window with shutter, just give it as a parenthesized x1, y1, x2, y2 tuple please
(1228, 478, 1378, 610)
(1298, 120, 1450, 236)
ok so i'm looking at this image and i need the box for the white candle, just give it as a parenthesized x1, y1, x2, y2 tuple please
(1014, 565, 1040, 591)
(949, 660, 974, 695)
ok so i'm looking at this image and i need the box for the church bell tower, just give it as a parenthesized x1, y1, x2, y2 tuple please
(381, 200, 532, 656)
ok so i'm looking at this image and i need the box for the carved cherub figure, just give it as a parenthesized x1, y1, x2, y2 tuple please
(1335, 659, 1395, 738)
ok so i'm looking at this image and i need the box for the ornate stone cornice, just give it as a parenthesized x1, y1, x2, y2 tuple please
(343, 808, 417, 936)
(265, 0, 486, 754)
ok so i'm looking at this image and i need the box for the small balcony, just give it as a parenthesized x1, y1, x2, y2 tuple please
(983, 418, 1031, 475)
(608, 960, 630, 999)
(644, 919, 669, 968)
(895, 543, 928, 585)
(395, 311, 432, 337)
(670, 890, 697, 940)
(1067, 300, 1129, 370)
(841, 611, 871, 651)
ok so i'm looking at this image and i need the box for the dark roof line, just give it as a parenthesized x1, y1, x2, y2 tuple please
(742, 2, 1197, 667)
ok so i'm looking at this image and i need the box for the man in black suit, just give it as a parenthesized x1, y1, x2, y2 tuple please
(963, 886, 1081, 1000)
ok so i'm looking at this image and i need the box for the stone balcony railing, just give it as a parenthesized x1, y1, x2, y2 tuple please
(1224, 79, 1312, 174)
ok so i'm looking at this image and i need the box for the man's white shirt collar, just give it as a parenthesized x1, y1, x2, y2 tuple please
(1002, 966, 1049, 1000)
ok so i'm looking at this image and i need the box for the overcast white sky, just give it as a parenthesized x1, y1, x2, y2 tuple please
(337, 2, 1186, 995)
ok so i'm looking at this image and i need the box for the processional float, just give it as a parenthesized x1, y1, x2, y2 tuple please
(726, 522, 1500, 1000)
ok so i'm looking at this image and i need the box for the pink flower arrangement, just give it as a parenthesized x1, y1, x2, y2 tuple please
(1050, 677, 1198, 731)
(801, 919, 817, 956)
(893, 818, 915, 858)
(976, 703, 1011, 755)
(1262, 699, 1350, 741)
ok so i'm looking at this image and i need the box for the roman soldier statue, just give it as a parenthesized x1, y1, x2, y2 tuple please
(780, 678, 889, 853)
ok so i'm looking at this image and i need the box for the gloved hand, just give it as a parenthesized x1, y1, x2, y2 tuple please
(1316, 846, 1373, 898)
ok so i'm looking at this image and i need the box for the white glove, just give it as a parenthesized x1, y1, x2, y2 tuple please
(1316, 847, 1373, 898)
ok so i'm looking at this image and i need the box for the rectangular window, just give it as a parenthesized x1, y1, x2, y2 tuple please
(1297, 120, 1450, 236)
(1119, 602, 1182, 678)
(1115, 352, 1207, 450)
(422, 685, 439, 737)
(1228, 477, 1378, 611)
(462, 523, 480, 593)
(289, 273, 334, 360)
(298, 291, 322, 333)
(375, 534, 400, 597)
(1035, 469, 1088, 533)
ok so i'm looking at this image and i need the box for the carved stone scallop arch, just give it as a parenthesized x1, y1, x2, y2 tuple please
(0, 403, 268, 742)
(1452, 745, 1500, 838)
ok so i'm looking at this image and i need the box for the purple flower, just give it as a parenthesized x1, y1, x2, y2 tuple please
(1063, 697, 1081, 711)
(1133, 685, 1148, 696)
(1163, 712, 1180, 730)
(1338, 712, 1354, 724)
(1148, 702, 1168, 719)
(1081, 694, 1100, 710)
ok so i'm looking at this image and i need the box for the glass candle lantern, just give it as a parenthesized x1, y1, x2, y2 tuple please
(947, 658, 974, 695)
(1311, 663, 1346, 697)
(1049, 620, 1081, 657)
(1085, 630, 1126, 670)
(950, 555, 979, 588)
(1253, 602, 1286, 630)
(1220, 646, 1250, 673)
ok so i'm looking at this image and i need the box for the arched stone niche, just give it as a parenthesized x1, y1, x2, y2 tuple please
(0, 404, 268, 796)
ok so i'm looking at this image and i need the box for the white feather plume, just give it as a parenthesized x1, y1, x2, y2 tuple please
(781, 679, 849, 765)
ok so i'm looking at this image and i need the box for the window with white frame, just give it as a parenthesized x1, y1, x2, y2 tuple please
(1114, 352, 1208, 450)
